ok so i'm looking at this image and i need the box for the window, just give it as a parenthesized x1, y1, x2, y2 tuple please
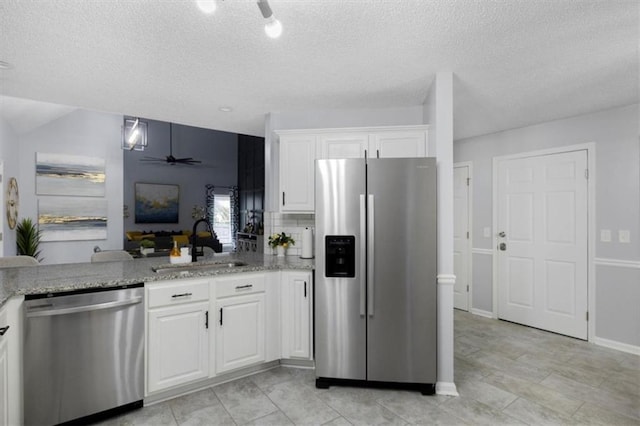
(211, 195, 232, 245)
(206, 185, 239, 251)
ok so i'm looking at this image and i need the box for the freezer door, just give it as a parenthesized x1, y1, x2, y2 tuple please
(315, 159, 367, 380)
(366, 158, 437, 384)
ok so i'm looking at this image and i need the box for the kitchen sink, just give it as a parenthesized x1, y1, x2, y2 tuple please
(152, 260, 248, 274)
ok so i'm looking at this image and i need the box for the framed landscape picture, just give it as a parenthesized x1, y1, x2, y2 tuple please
(38, 198, 108, 241)
(135, 183, 179, 223)
(36, 152, 106, 197)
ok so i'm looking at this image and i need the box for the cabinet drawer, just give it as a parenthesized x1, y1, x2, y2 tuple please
(216, 273, 265, 298)
(147, 279, 210, 308)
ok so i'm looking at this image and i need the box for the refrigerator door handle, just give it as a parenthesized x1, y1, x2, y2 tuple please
(359, 194, 366, 316)
(367, 194, 375, 317)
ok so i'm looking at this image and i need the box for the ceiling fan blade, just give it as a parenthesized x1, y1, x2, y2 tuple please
(175, 157, 201, 163)
(140, 156, 166, 162)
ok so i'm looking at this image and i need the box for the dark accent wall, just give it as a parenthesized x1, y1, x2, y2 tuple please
(238, 134, 265, 233)
(123, 119, 238, 232)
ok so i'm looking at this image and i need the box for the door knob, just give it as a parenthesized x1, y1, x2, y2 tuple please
(498, 242, 507, 251)
(498, 231, 506, 238)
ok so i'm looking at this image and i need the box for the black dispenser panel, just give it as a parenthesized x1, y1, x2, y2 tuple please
(325, 236, 356, 278)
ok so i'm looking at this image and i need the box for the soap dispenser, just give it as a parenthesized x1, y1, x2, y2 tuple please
(170, 240, 181, 257)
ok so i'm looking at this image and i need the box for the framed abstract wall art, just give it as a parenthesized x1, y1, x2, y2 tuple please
(134, 183, 179, 224)
(36, 153, 106, 197)
(38, 198, 107, 241)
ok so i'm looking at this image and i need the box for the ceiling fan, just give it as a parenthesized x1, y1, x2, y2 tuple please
(140, 123, 202, 165)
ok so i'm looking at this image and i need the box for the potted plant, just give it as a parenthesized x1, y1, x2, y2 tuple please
(139, 238, 155, 256)
(268, 232, 295, 257)
(16, 217, 43, 261)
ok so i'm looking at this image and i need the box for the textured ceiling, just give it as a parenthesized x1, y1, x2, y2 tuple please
(0, 0, 638, 139)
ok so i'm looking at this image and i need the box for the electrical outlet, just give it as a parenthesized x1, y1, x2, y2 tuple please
(483, 227, 491, 238)
(600, 229, 611, 242)
(618, 230, 631, 243)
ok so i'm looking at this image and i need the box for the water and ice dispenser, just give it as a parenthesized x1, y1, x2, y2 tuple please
(325, 236, 356, 278)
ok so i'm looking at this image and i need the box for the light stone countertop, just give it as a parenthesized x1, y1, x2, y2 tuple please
(0, 253, 314, 307)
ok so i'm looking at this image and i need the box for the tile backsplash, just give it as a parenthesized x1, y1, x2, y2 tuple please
(263, 212, 315, 256)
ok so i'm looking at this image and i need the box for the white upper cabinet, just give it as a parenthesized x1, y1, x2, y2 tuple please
(278, 134, 316, 212)
(277, 126, 429, 213)
(370, 129, 428, 158)
(318, 133, 369, 159)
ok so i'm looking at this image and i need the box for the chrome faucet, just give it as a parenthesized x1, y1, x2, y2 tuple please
(192, 218, 212, 262)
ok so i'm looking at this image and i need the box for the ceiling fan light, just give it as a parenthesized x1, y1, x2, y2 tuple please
(196, 0, 217, 14)
(265, 16, 282, 38)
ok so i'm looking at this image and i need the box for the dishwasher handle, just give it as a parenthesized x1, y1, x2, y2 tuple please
(26, 296, 143, 318)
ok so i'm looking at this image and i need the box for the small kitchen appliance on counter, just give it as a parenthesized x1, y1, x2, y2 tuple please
(315, 157, 437, 394)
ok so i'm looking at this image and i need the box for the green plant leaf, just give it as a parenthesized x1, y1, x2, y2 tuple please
(16, 217, 43, 261)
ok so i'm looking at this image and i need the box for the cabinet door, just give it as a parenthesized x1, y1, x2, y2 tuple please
(147, 302, 209, 393)
(370, 130, 428, 158)
(318, 133, 369, 159)
(279, 135, 316, 212)
(0, 329, 7, 426)
(281, 271, 312, 360)
(216, 294, 265, 373)
(0, 297, 22, 426)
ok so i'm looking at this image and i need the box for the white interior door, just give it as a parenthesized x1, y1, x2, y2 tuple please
(453, 164, 470, 311)
(497, 150, 588, 339)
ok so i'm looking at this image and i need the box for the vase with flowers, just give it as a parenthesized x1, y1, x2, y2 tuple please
(268, 232, 295, 257)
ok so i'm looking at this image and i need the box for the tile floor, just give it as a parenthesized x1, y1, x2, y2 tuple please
(97, 310, 640, 425)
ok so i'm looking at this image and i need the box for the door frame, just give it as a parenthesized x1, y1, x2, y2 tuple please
(454, 161, 473, 312)
(492, 143, 596, 342)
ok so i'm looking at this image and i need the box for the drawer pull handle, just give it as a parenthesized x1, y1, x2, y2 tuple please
(304, 281, 307, 298)
(172, 292, 193, 298)
(235, 284, 253, 290)
(0, 326, 9, 336)
(219, 308, 223, 326)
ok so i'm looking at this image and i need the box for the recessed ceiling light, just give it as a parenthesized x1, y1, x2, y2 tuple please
(0, 61, 13, 70)
(219, 106, 233, 112)
(196, 0, 217, 14)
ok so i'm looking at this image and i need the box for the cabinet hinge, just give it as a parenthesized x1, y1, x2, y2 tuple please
(466, 231, 470, 239)
(586, 311, 589, 321)
(466, 177, 470, 186)
(584, 169, 589, 179)
(466, 285, 469, 292)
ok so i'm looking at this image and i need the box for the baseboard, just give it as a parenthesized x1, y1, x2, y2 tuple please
(280, 358, 315, 368)
(470, 308, 494, 319)
(144, 361, 281, 405)
(436, 381, 459, 396)
(592, 336, 640, 356)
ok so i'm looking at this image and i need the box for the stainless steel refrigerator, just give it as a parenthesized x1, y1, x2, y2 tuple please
(315, 157, 437, 394)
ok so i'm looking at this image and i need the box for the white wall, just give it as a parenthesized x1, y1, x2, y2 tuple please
(0, 117, 19, 255)
(17, 109, 124, 264)
(454, 104, 640, 348)
(123, 119, 238, 233)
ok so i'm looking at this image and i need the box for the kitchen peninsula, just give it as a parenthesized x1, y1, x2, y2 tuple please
(0, 253, 314, 425)
(0, 252, 313, 305)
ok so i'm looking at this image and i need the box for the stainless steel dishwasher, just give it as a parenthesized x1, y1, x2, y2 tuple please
(24, 284, 144, 425)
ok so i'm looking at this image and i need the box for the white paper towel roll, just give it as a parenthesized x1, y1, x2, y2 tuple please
(301, 227, 314, 259)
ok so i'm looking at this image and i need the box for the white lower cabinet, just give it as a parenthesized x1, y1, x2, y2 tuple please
(281, 271, 313, 360)
(146, 279, 210, 394)
(214, 273, 266, 374)
(146, 269, 312, 396)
